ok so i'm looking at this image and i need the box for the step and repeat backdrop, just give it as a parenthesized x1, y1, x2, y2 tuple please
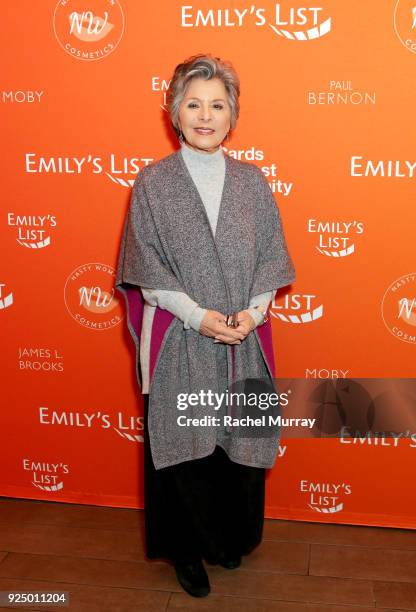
(1, 1, 415, 528)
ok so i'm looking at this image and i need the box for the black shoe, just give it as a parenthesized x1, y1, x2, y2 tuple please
(174, 560, 210, 597)
(218, 553, 242, 569)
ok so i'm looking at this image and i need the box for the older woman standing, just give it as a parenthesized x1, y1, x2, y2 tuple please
(116, 54, 295, 598)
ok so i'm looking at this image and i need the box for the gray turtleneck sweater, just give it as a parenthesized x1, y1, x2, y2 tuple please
(139, 142, 276, 392)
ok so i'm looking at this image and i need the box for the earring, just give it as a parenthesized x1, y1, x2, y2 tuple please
(178, 129, 184, 143)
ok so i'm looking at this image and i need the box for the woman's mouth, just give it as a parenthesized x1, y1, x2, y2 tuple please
(194, 128, 215, 135)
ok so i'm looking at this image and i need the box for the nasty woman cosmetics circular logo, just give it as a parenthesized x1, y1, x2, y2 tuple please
(381, 273, 416, 344)
(64, 263, 123, 330)
(53, 0, 124, 61)
(394, 0, 416, 55)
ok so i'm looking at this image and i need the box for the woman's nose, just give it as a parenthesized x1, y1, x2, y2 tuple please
(198, 105, 212, 121)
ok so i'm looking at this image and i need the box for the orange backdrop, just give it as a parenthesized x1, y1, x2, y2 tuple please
(1, 0, 415, 528)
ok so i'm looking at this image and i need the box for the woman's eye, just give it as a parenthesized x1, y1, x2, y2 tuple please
(187, 103, 224, 109)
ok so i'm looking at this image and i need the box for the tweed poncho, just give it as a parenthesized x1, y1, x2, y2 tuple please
(116, 148, 295, 470)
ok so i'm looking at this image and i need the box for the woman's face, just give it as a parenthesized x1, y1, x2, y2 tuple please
(177, 77, 232, 154)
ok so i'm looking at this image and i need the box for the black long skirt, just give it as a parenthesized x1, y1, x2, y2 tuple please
(143, 393, 266, 564)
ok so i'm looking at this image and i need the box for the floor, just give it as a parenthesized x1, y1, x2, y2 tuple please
(0, 497, 415, 611)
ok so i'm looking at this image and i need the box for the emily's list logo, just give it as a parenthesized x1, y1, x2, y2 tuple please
(308, 219, 364, 258)
(39, 406, 145, 443)
(24, 153, 153, 189)
(301, 479, 352, 513)
(0, 283, 13, 310)
(181, 3, 332, 41)
(8, 213, 57, 249)
(23, 459, 69, 492)
(271, 293, 324, 324)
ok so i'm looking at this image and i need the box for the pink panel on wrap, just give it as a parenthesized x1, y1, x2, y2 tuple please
(256, 319, 276, 377)
(149, 307, 175, 384)
(122, 290, 276, 389)
(124, 285, 144, 342)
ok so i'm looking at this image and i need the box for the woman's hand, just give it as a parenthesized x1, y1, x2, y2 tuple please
(232, 310, 256, 340)
(199, 310, 246, 345)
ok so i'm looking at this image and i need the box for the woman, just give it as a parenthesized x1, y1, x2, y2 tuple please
(116, 53, 295, 598)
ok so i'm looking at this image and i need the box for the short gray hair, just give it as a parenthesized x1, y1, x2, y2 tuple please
(168, 53, 240, 139)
